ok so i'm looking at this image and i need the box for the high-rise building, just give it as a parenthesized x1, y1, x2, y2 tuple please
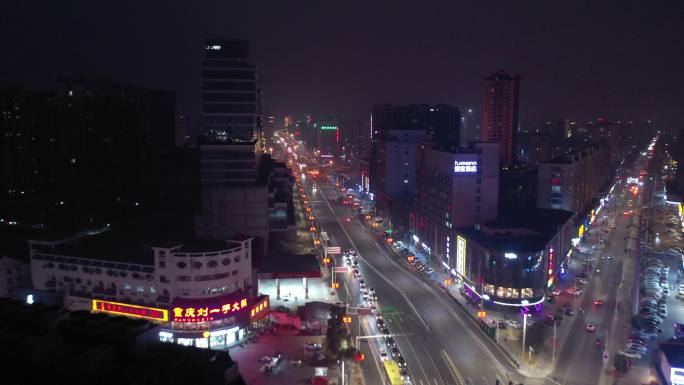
(481, 70, 520, 168)
(537, 142, 610, 214)
(202, 39, 262, 147)
(316, 120, 339, 159)
(414, 141, 500, 263)
(369, 104, 460, 228)
(0, 79, 177, 226)
(194, 141, 269, 253)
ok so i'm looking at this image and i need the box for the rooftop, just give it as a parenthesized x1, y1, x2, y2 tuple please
(0, 225, 75, 261)
(0, 298, 246, 385)
(258, 253, 320, 275)
(661, 342, 684, 368)
(458, 227, 550, 253)
(459, 209, 574, 253)
(489, 208, 575, 236)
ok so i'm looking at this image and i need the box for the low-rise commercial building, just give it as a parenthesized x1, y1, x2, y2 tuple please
(27, 230, 269, 350)
(450, 209, 575, 307)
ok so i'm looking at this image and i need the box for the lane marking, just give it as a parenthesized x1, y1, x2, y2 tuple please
(317, 182, 510, 382)
(391, 310, 446, 385)
(440, 350, 465, 385)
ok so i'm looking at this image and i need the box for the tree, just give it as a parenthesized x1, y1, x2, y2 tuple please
(325, 305, 350, 356)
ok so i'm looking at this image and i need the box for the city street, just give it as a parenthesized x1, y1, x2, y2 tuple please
(308, 176, 522, 385)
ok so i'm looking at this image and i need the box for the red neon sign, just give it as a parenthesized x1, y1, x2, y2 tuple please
(92, 300, 169, 322)
(172, 298, 248, 323)
(250, 297, 270, 320)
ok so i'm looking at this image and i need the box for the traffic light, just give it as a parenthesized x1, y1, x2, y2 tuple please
(332, 282, 340, 289)
(444, 279, 452, 286)
(342, 315, 352, 324)
(323, 258, 331, 264)
(354, 353, 365, 362)
(407, 255, 415, 262)
(477, 311, 487, 318)
(314, 239, 321, 245)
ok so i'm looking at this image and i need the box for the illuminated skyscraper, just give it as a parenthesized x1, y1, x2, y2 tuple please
(481, 70, 520, 168)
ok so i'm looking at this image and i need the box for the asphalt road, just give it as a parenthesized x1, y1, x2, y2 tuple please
(552, 154, 650, 385)
(308, 176, 521, 385)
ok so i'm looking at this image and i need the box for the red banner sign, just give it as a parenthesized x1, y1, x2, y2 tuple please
(92, 300, 169, 322)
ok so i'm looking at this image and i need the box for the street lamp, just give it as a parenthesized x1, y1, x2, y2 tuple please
(521, 313, 529, 363)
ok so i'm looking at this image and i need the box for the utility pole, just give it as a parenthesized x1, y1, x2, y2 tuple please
(552, 321, 557, 366)
(521, 313, 528, 363)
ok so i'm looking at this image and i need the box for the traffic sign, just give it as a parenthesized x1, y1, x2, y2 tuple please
(325, 246, 342, 254)
(356, 307, 374, 316)
(333, 266, 349, 273)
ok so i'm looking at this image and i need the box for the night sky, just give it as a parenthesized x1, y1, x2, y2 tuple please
(2, 1, 683, 132)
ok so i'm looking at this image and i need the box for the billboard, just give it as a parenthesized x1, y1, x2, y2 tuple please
(456, 236, 467, 277)
(453, 160, 478, 174)
(92, 299, 169, 322)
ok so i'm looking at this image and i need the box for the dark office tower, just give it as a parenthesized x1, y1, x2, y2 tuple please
(0, 90, 57, 200)
(369, 104, 460, 228)
(481, 70, 521, 168)
(202, 39, 262, 147)
(371, 104, 460, 149)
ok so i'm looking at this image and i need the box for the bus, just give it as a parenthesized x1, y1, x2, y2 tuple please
(383, 360, 404, 385)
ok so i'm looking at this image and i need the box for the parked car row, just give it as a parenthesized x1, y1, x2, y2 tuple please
(623, 257, 671, 359)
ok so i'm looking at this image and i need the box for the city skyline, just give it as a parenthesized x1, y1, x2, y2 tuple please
(1, 1, 683, 134)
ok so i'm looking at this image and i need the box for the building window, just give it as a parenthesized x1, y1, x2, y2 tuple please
(551, 185, 561, 192)
(159, 261, 166, 268)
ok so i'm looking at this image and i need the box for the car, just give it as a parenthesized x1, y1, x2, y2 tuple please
(593, 299, 604, 306)
(379, 350, 389, 361)
(385, 336, 397, 347)
(506, 320, 521, 329)
(585, 323, 596, 332)
(400, 368, 409, 378)
(567, 287, 583, 296)
(381, 326, 390, 336)
(564, 308, 575, 316)
(369, 287, 376, 295)
(345, 217, 352, 223)
(304, 342, 322, 350)
(359, 279, 367, 288)
(396, 356, 407, 368)
(377, 319, 386, 328)
(390, 346, 400, 358)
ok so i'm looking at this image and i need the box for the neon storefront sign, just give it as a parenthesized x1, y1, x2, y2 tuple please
(172, 298, 248, 323)
(92, 299, 169, 322)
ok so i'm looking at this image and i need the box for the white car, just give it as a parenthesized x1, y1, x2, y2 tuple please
(506, 320, 521, 329)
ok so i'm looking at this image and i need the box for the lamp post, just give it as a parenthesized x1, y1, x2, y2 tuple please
(552, 321, 557, 366)
(521, 313, 528, 363)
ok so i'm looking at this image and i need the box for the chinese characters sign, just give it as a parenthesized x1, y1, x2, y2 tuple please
(92, 300, 168, 322)
(250, 297, 269, 320)
(454, 160, 478, 174)
(172, 298, 248, 323)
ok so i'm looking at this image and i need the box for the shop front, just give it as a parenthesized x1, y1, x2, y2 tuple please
(161, 292, 270, 349)
(90, 291, 270, 350)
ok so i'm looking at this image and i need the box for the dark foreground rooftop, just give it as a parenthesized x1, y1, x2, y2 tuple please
(0, 298, 246, 385)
